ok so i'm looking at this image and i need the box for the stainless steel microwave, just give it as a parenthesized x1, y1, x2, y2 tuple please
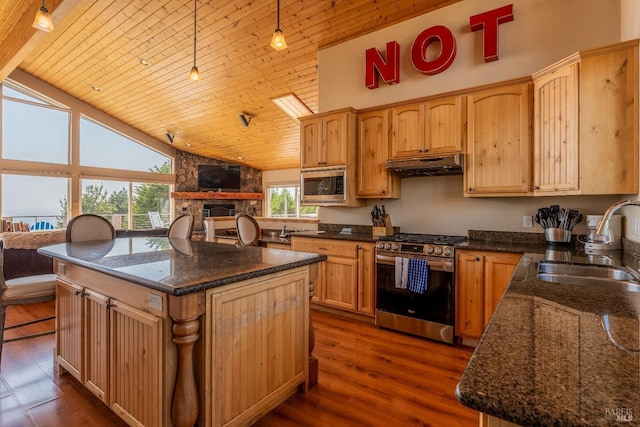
(300, 167, 347, 206)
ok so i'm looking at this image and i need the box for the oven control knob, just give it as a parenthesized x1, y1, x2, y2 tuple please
(391, 243, 400, 251)
(443, 247, 452, 257)
(384, 243, 392, 250)
(376, 243, 384, 250)
(435, 247, 443, 255)
(427, 246, 434, 254)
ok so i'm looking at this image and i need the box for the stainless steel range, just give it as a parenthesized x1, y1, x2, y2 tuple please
(375, 233, 467, 344)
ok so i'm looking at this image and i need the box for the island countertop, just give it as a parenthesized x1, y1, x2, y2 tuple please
(456, 252, 640, 426)
(38, 237, 326, 296)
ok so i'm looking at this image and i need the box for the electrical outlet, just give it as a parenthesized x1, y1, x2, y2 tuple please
(523, 215, 533, 228)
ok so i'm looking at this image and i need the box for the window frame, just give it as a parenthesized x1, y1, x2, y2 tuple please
(266, 182, 318, 219)
(0, 72, 176, 228)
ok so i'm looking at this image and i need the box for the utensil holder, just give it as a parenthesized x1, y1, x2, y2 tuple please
(545, 228, 571, 246)
(373, 215, 394, 236)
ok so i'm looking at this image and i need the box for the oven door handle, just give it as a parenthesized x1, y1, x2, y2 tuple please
(375, 254, 453, 272)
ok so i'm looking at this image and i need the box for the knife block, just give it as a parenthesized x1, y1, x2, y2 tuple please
(372, 215, 394, 236)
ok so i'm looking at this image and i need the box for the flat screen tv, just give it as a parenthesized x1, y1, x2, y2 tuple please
(197, 164, 242, 192)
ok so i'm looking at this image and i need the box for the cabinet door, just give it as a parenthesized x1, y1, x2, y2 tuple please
(579, 42, 639, 194)
(300, 116, 323, 168)
(483, 253, 521, 327)
(357, 243, 375, 316)
(322, 112, 350, 166)
(56, 279, 84, 381)
(533, 62, 579, 194)
(109, 300, 163, 427)
(357, 109, 399, 198)
(323, 256, 358, 312)
(455, 251, 484, 339)
(425, 95, 463, 154)
(465, 83, 532, 196)
(390, 103, 425, 158)
(84, 289, 110, 403)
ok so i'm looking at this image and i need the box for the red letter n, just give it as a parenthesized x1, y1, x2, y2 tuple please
(469, 4, 514, 62)
(365, 41, 400, 89)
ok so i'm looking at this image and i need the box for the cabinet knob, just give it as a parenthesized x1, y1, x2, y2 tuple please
(533, 185, 540, 190)
(476, 257, 481, 261)
(381, 190, 386, 194)
(468, 187, 473, 192)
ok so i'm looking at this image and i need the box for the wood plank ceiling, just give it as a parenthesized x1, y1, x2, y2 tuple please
(1, 0, 460, 171)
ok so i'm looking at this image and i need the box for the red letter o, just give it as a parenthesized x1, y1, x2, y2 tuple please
(411, 25, 457, 75)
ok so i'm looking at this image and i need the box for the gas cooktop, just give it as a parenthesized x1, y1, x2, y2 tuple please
(377, 233, 467, 246)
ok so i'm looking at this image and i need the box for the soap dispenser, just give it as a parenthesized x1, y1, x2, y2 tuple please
(279, 225, 288, 238)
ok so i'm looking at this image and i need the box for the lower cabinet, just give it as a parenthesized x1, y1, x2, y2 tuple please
(291, 237, 375, 316)
(56, 279, 164, 426)
(455, 250, 521, 339)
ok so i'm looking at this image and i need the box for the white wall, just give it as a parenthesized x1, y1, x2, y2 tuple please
(312, 0, 637, 238)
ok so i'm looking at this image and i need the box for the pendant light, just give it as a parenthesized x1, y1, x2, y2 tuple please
(188, 0, 201, 82)
(270, 0, 287, 51)
(32, 0, 54, 32)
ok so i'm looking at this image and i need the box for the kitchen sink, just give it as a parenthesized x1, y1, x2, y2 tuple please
(537, 261, 640, 292)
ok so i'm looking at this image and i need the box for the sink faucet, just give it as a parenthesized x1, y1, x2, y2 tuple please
(596, 199, 640, 236)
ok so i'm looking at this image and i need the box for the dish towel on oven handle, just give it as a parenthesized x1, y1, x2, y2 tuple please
(394, 257, 409, 289)
(407, 258, 429, 294)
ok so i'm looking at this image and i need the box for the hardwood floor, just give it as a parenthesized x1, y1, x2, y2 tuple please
(0, 301, 478, 426)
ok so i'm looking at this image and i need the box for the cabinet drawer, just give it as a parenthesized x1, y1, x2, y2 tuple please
(292, 237, 357, 258)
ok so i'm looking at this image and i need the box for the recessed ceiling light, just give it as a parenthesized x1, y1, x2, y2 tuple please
(271, 94, 313, 123)
(138, 58, 151, 67)
(237, 156, 243, 160)
(91, 85, 101, 92)
(186, 143, 192, 147)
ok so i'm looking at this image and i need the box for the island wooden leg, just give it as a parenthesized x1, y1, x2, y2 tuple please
(169, 293, 205, 427)
(308, 264, 319, 389)
(172, 318, 200, 427)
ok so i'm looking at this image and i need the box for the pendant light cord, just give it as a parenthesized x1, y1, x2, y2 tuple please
(193, 0, 197, 67)
(276, 0, 280, 29)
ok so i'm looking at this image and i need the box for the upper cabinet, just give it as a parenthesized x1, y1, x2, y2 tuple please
(300, 109, 356, 168)
(357, 109, 400, 199)
(464, 80, 532, 197)
(390, 95, 463, 159)
(532, 39, 639, 195)
(532, 59, 580, 195)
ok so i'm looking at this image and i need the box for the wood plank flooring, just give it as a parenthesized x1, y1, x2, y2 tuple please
(0, 301, 478, 426)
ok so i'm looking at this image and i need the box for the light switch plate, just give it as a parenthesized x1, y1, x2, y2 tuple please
(523, 215, 533, 228)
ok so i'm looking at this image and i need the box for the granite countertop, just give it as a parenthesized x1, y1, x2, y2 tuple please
(288, 230, 378, 243)
(38, 237, 325, 296)
(456, 251, 640, 426)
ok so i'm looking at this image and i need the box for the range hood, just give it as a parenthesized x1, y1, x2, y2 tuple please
(386, 154, 463, 177)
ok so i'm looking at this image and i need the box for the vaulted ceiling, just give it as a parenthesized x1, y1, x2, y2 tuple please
(1, 0, 460, 170)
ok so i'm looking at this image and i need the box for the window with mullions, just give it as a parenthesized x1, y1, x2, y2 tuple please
(267, 185, 317, 218)
(2, 85, 70, 164)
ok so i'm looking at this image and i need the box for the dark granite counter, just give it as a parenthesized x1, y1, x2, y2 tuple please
(456, 251, 640, 426)
(38, 237, 325, 296)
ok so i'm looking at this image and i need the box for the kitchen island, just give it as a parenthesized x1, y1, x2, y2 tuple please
(456, 251, 640, 426)
(39, 237, 325, 427)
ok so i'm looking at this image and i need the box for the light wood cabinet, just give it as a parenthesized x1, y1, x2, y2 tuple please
(300, 109, 356, 168)
(390, 96, 463, 158)
(455, 250, 521, 339)
(532, 59, 580, 195)
(56, 278, 164, 426)
(357, 109, 400, 198)
(291, 237, 375, 316)
(532, 39, 639, 195)
(464, 81, 532, 197)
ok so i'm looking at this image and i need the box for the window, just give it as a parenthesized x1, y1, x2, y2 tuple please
(81, 177, 170, 230)
(2, 84, 70, 164)
(267, 184, 317, 218)
(80, 117, 171, 173)
(2, 174, 70, 229)
(1, 80, 175, 228)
